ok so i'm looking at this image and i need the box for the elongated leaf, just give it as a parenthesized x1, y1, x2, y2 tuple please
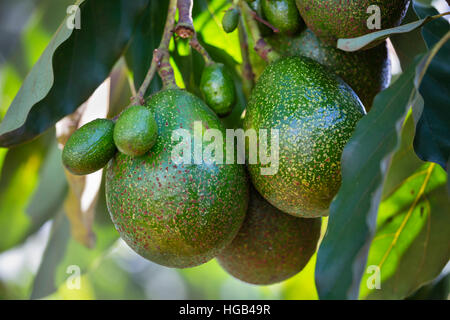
(26, 140, 67, 230)
(337, 13, 448, 52)
(390, 4, 428, 70)
(31, 210, 71, 300)
(359, 116, 450, 299)
(0, 130, 59, 252)
(0, 0, 150, 147)
(316, 12, 450, 300)
(413, 6, 450, 169)
(30, 179, 119, 299)
(315, 59, 421, 300)
(406, 273, 450, 300)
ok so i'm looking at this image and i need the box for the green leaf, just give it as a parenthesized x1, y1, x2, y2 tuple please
(30, 210, 71, 299)
(406, 273, 450, 300)
(0, 130, 60, 252)
(30, 178, 119, 299)
(0, 0, 150, 147)
(315, 62, 418, 299)
(26, 140, 67, 231)
(316, 27, 449, 299)
(359, 116, 450, 299)
(390, 4, 428, 70)
(413, 6, 450, 169)
(337, 13, 448, 52)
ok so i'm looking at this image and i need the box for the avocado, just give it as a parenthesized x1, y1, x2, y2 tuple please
(243, 56, 365, 217)
(217, 186, 321, 285)
(105, 89, 248, 268)
(222, 8, 240, 33)
(262, 0, 304, 34)
(113, 105, 158, 157)
(295, 0, 410, 47)
(267, 29, 391, 109)
(62, 118, 116, 175)
(200, 63, 236, 117)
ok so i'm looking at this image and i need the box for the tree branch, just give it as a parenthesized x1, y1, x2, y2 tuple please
(238, 0, 280, 63)
(175, 0, 195, 38)
(238, 17, 254, 98)
(132, 0, 178, 104)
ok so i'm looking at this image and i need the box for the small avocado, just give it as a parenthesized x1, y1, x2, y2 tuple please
(222, 8, 240, 33)
(200, 63, 236, 117)
(217, 186, 321, 285)
(106, 89, 248, 268)
(62, 118, 116, 175)
(244, 56, 365, 218)
(262, 0, 304, 34)
(295, 0, 410, 47)
(113, 105, 158, 157)
(267, 29, 391, 109)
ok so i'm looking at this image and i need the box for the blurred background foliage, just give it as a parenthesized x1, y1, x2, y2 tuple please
(0, 0, 448, 300)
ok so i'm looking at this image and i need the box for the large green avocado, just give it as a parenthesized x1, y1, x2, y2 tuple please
(106, 89, 248, 268)
(243, 56, 365, 217)
(217, 186, 321, 285)
(295, 0, 410, 47)
(267, 29, 391, 109)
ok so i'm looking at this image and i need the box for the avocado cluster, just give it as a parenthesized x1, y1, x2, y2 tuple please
(60, 0, 408, 285)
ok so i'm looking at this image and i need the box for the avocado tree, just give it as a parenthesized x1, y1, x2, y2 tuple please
(0, 0, 448, 300)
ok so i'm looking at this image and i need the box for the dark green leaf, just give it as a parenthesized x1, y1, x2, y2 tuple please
(0, 0, 150, 147)
(316, 24, 449, 299)
(406, 273, 450, 300)
(413, 5, 450, 170)
(390, 4, 428, 70)
(315, 58, 421, 299)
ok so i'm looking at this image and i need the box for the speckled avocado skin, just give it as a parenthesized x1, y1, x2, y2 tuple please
(267, 29, 391, 109)
(113, 105, 158, 157)
(217, 186, 321, 285)
(262, 0, 304, 34)
(106, 89, 248, 268)
(62, 118, 116, 175)
(200, 63, 236, 117)
(243, 56, 365, 217)
(295, 0, 410, 47)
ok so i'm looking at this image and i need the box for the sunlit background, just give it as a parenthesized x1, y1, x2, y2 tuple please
(0, 0, 448, 300)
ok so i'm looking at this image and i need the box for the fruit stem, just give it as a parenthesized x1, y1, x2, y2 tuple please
(175, 0, 215, 67)
(190, 36, 215, 66)
(238, 0, 280, 64)
(133, 0, 178, 101)
(238, 16, 254, 98)
(175, 0, 195, 39)
(155, 49, 178, 90)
